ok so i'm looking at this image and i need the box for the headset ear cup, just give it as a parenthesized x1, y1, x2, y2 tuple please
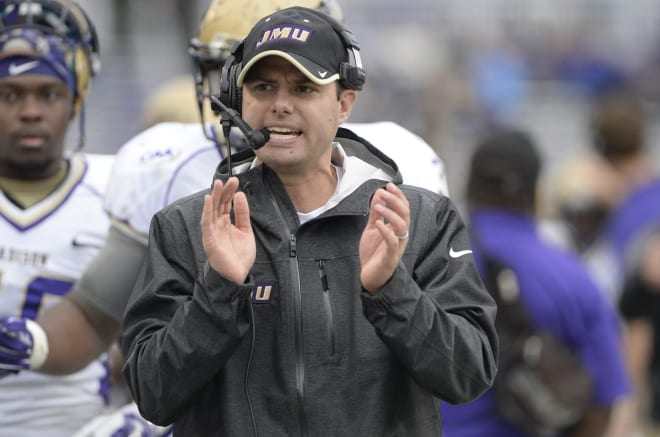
(219, 55, 234, 110)
(339, 59, 366, 91)
(219, 50, 243, 113)
(230, 64, 242, 113)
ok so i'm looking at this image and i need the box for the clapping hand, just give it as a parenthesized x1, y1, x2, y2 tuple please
(201, 177, 256, 283)
(359, 183, 410, 294)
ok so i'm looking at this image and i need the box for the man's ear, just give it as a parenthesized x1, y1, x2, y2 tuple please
(69, 100, 77, 120)
(338, 89, 357, 124)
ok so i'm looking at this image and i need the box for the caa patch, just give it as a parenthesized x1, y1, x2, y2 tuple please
(251, 283, 275, 304)
(139, 147, 179, 164)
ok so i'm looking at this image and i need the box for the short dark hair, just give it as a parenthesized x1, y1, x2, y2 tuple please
(589, 87, 645, 163)
(467, 126, 541, 213)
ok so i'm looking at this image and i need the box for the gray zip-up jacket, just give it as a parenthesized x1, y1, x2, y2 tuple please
(121, 129, 498, 437)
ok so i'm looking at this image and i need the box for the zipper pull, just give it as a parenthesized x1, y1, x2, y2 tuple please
(289, 234, 297, 257)
(318, 259, 329, 291)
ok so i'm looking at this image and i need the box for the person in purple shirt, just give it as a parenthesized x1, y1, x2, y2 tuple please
(589, 86, 660, 435)
(441, 127, 630, 437)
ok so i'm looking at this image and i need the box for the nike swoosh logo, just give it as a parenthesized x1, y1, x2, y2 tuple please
(449, 247, 473, 258)
(9, 60, 40, 76)
(71, 233, 105, 250)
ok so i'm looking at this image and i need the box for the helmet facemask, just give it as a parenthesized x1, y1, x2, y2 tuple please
(188, 31, 238, 141)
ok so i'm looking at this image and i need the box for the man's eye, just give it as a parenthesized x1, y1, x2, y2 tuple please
(42, 90, 60, 101)
(295, 85, 316, 94)
(0, 91, 18, 102)
(253, 83, 274, 92)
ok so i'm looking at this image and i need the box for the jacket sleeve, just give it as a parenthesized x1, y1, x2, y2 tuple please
(119, 208, 253, 425)
(361, 195, 498, 404)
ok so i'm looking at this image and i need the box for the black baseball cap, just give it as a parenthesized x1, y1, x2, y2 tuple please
(468, 127, 541, 197)
(236, 6, 351, 88)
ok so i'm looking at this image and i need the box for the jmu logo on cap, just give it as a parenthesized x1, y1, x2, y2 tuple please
(255, 26, 311, 48)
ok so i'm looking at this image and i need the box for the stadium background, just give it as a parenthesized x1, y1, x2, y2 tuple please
(73, 0, 660, 211)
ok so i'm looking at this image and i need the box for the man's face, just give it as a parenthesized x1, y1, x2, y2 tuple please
(241, 56, 356, 176)
(0, 73, 74, 180)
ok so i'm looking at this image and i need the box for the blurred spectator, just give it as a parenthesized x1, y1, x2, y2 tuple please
(588, 86, 660, 437)
(553, 154, 621, 252)
(468, 31, 530, 128)
(619, 227, 660, 437)
(547, 153, 622, 304)
(555, 29, 629, 99)
(441, 126, 630, 437)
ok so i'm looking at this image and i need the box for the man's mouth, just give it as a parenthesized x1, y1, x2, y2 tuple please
(16, 133, 47, 148)
(267, 127, 302, 142)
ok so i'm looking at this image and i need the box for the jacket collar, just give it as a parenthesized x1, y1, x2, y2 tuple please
(213, 127, 402, 186)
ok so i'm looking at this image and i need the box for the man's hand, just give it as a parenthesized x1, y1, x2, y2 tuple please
(0, 316, 48, 378)
(360, 183, 410, 294)
(201, 177, 256, 283)
(72, 402, 171, 437)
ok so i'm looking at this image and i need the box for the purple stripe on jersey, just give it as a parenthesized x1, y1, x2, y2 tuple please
(21, 277, 73, 319)
(99, 358, 112, 405)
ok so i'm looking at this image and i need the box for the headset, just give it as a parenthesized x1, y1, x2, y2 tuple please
(218, 7, 366, 114)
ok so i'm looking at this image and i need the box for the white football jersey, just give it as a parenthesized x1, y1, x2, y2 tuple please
(343, 121, 449, 196)
(105, 121, 448, 240)
(0, 153, 113, 437)
(105, 123, 222, 239)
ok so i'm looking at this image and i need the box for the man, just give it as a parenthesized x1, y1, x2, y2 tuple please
(1, 0, 452, 434)
(120, 6, 497, 435)
(0, 1, 450, 434)
(0, 1, 113, 435)
(441, 127, 630, 437)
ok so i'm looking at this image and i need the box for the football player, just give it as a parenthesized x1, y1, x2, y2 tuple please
(0, 0, 449, 434)
(0, 1, 114, 435)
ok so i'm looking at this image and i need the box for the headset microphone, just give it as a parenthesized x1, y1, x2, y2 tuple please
(210, 95, 270, 150)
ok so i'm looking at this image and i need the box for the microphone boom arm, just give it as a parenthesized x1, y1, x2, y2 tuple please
(210, 95, 270, 150)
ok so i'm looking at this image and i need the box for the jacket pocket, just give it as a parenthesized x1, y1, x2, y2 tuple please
(318, 259, 337, 358)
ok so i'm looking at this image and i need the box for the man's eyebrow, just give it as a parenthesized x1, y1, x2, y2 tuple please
(290, 76, 313, 84)
(244, 69, 273, 82)
(245, 73, 312, 85)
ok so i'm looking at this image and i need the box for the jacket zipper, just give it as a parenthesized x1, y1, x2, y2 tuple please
(289, 234, 308, 437)
(267, 189, 308, 437)
(318, 259, 336, 357)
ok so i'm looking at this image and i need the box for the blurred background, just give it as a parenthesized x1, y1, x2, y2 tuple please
(74, 0, 660, 212)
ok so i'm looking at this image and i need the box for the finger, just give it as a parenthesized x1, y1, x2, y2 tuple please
(219, 177, 240, 215)
(384, 184, 410, 221)
(233, 191, 251, 231)
(375, 203, 407, 237)
(373, 217, 400, 247)
(367, 188, 389, 226)
(386, 182, 409, 206)
(201, 192, 215, 232)
(374, 188, 409, 234)
(210, 179, 225, 218)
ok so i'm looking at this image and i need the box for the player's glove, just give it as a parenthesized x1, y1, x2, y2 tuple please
(0, 316, 49, 378)
(72, 402, 171, 437)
